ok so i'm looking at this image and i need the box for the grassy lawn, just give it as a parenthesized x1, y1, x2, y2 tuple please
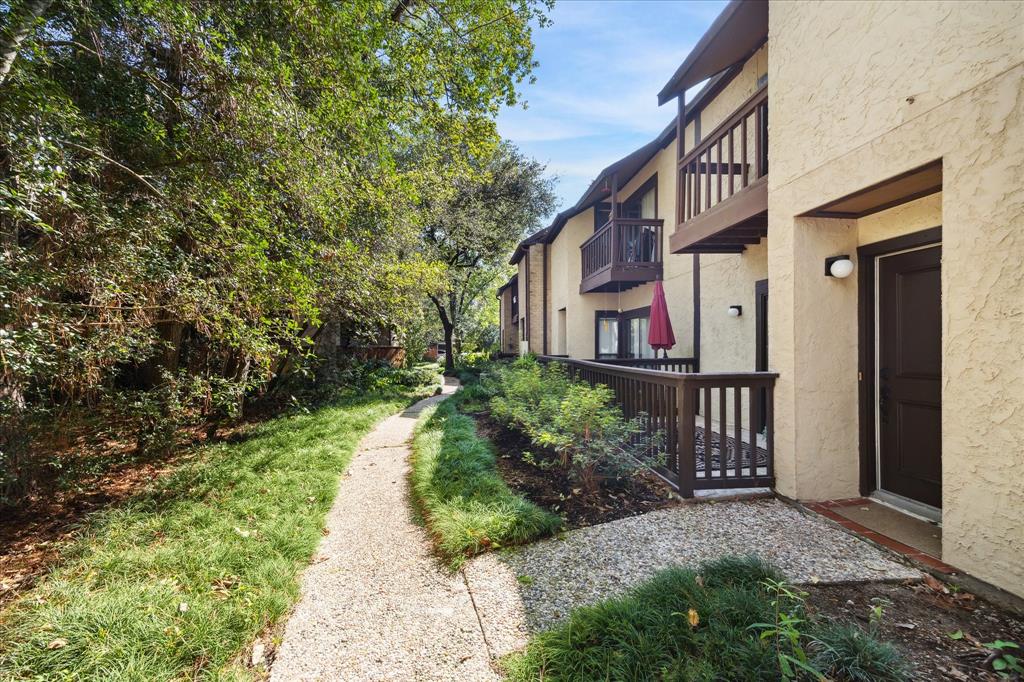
(410, 390, 562, 569)
(0, 386, 433, 680)
(504, 556, 911, 682)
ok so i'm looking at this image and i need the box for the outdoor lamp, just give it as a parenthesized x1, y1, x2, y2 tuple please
(825, 255, 854, 278)
(727, 305, 742, 317)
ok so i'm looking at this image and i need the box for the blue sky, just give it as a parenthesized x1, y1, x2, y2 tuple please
(497, 0, 727, 223)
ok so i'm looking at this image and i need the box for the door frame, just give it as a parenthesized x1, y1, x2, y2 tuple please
(857, 226, 942, 498)
(755, 279, 768, 431)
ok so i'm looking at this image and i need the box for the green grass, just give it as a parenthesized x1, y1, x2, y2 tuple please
(503, 556, 912, 682)
(410, 392, 562, 569)
(0, 386, 433, 681)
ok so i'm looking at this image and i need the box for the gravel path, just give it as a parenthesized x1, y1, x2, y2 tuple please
(464, 499, 922, 657)
(271, 378, 499, 682)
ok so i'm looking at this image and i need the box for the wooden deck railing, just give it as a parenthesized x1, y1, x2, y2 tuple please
(678, 85, 768, 225)
(540, 356, 776, 497)
(580, 217, 664, 280)
(593, 356, 697, 374)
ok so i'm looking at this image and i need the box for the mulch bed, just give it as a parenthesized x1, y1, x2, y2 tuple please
(805, 576, 1024, 681)
(474, 413, 678, 529)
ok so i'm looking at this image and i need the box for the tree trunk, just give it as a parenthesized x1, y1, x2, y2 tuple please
(429, 294, 457, 375)
(0, 0, 52, 87)
(442, 319, 455, 374)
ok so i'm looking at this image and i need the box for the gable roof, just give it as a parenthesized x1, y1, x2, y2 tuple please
(657, 0, 768, 105)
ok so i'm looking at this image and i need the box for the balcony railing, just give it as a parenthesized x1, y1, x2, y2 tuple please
(594, 356, 697, 374)
(579, 217, 664, 293)
(672, 85, 768, 253)
(540, 356, 776, 497)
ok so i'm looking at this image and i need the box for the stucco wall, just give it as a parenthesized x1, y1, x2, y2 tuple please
(684, 44, 767, 153)
(769, 0, 1024, 596)
(546, 140, 696, 361)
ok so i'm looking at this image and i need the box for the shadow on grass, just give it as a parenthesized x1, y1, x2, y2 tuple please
(409, 391, 562, 570)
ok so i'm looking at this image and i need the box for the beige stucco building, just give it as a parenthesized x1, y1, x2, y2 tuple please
(497, 0, 1023, 599)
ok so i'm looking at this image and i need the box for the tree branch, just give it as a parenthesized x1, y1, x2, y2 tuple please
(0, 0, 53, 87)
(58, 139, 166, 199)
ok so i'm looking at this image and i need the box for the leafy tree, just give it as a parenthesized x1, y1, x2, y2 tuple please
(0, 0, 551, 502)
(421, 142, 555, 372)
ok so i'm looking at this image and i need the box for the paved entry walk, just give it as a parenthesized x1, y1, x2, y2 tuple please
(272, 378, 498, 681)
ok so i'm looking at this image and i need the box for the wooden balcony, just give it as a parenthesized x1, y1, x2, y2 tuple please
(670, 85, 768, 254)
(580, 217, 664, 294)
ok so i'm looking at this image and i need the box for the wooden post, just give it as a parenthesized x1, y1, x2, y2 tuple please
(678, 379, 695, 498)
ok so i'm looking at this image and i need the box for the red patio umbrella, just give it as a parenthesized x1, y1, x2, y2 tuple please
(647, 279, 676, 355)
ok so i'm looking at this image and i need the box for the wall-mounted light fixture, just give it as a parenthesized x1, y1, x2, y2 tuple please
(825, 255, 854, 279)
(727, 305, 742, 317)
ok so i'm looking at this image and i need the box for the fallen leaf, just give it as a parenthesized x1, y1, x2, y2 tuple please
(47, 638, 67, 650)
(924, 573, 950, 594)
(688, 608, 700, 628)
(809, 575, 821, 584)
(695, 575, 705, 588)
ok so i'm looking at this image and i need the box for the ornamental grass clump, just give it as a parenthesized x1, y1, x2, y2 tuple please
(410, 395, 561, 569)
(487, 356, 663, 494)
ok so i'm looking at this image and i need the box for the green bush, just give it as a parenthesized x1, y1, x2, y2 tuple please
(504, 556, 913, 682)
(410, 396, 561, 569)
(487, 356, 662, 493)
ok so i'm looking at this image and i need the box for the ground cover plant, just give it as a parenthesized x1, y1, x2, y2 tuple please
(503, 556, 914, 682)
(410, 388, 561, 569)
(487, 356, 663, 494)
(0, 380, 436, 680)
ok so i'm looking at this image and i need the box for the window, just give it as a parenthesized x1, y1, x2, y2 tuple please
(628, 315, 655, 359)
(594, 202, 611, 231)
(595, 307, 654, 359)
(595, 313, 619, 359)
(621, 179, 658, 264)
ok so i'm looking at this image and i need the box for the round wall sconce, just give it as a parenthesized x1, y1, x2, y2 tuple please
(727, 305, 742, 317)
(825, 255, 854, 278)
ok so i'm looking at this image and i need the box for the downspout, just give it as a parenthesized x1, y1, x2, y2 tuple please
(524, 255, 530, 348)
(678, 90, 701, 372)
(693, 254, 701, 372)
(543, 243, 549, 355)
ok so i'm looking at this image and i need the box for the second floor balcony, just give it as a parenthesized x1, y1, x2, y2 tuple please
(580, 217, 664, 293)
(670, 84, 769, 253)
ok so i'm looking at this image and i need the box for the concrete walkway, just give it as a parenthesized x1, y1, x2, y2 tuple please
(271, 378, 498, 682)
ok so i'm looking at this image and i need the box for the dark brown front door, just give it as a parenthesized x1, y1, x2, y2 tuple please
(878, 246, 942, 508)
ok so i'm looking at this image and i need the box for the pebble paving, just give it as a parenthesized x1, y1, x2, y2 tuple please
(463, 499, 922, 658)
(271, 378, 500, 682)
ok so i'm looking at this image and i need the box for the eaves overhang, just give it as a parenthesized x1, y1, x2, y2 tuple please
(657, 0, 768, 105)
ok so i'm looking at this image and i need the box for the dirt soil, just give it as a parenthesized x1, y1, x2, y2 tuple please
(0, 451, 186, 608)
(475, 413, 678, 529)
(805, 577, 1024, 681)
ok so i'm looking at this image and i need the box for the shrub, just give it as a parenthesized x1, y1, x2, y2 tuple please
(487, 356, 662, 493)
